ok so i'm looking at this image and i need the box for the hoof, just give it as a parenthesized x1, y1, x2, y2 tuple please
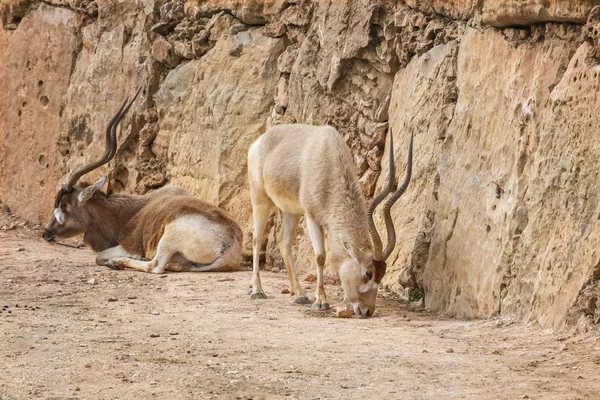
(104, 260, 121, 270)
(311, 302, 329, 311)
(294, 296, 310, 305)
(251, 292, 267, 300)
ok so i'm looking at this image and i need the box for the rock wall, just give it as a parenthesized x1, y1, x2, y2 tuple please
(2, 0, 600, 329)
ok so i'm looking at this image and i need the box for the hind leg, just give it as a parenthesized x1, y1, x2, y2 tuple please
(111, 246, 174, 274)
(279, 213, 309, 304)
(250, 201, 273, 299)
(111, 228, 179, 274)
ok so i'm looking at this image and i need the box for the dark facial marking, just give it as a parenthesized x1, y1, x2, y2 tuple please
(373, 259, 386, 284)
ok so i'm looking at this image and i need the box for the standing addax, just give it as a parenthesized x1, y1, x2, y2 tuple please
(43, 90, 243, 273)
(248, 124, 412, 317)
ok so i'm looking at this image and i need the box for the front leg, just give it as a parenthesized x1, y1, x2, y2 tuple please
(306, 216, 329, 310)
(96, 246, 149, 272)
(96, 246, 139, 268)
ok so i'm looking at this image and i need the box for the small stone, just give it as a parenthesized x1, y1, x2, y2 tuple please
(17, 247, 25, 252)
(149, 333, 160, 338)
(280, 288, 290, 294)
(445, 348, 454, 353)
(107, 297, 118, 302)
(521, 395, 529, 399)
(422, 349, 428, 353)
(150, 381, 157, 385)
(335, 306, 353, 318)
(87, 278, 97, 285)
(491, 349, 502, 355)
(85, 363, 91, 368)
(169, 332, 179, 336)
(159, 275, 167, 278)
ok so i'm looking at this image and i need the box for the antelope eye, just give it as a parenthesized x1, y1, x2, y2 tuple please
(366, 271, 373, 280)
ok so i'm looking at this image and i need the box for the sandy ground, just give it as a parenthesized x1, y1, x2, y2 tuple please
(1, 216, 600, 400)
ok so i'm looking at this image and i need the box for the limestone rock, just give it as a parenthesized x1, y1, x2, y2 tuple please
(153, 28, 284, 226)
(2, 4, 81, 223)
(277, 43, 299, 74)
(482, 0, 600, 27)
(185, 0, 287, 25)
(377, 41, 458, 300)
(584, 5, 600, 59)
(405, 0, 479, 20)
(422, 27, 578, 325)
(264, 20, 286, 38)
(152, 37, 180, 67)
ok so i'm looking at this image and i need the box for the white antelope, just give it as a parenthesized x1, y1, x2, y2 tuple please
(43, 90, 243, 273)
(248, 124, 412, 317)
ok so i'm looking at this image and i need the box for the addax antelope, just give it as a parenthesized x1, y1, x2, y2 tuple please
(248, 124, 412, 317)
(43, 90, 243, 274)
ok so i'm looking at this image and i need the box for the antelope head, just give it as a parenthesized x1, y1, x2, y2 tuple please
(338, 131, 413, 317)
(43, 90, 140, 242)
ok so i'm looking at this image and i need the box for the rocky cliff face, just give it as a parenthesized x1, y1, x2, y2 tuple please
(2, 0, 600, 329)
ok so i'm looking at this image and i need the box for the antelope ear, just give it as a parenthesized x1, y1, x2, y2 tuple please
(340, 235, 360, 262)
(78, 176, 106, 203)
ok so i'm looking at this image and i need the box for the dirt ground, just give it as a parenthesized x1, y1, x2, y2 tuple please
(1, 215, 600, 400)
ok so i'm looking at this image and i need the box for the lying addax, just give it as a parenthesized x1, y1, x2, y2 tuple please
(43, 90, 243, 273)
(248, 124, 412, 317)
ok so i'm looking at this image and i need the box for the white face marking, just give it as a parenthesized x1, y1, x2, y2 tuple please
(54, 208, 65, 225)
(359, 281, 377, 294)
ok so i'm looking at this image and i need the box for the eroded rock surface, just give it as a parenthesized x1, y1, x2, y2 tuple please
(2, 4, 81, 223)
(3, 0, 600, 328)
(482, 0, 600, 27)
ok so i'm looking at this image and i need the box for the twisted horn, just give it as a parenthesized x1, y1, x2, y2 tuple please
(64, 88, 142, 190)
(367, 131, 396, 261)
(381, 132, 413, 261)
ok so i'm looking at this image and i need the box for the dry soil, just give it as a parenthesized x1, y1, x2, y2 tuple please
(1, 214, 600, 400)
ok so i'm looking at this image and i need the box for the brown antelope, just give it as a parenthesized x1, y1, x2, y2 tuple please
(248, 124, 412, 317)
(43, 90, 243, 273)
